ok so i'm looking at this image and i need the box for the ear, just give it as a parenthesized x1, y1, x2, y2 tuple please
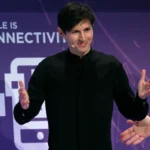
(57, 27, 66, 39)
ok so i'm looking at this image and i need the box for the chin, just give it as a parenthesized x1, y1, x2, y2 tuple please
(78, 48, 90, 53)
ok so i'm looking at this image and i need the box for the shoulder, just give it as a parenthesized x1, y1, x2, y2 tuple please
(91, 49, 121, 67)
(36, 50, 67, 68)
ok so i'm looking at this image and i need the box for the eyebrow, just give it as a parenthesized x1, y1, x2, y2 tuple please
(72, 26, 92, 32)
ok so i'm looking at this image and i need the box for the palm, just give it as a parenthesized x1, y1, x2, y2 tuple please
(132, 122, 148, 137)
(120, 116, 150, 145)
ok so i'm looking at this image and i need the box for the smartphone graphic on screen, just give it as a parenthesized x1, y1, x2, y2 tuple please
(5, 57, 49, 150)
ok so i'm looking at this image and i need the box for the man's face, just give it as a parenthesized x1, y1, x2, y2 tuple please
(59, 20, 94, 56)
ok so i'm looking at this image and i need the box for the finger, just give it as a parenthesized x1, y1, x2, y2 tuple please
(145, 79, 150, 85)
(20, 94, 26, 99)
(126, 135, 140, 145)
(19, 92, 28, 103)
(146, 80, 150, 84)
(141, 90, 150, 98)
(145, 81, 150, 88)
(21, 100, 30, 108)
(133, 137, 145, 145)
(23, 100, 30, 104)
(121, 131, 135, 142)
(19, 90, 27, 97)
(18, 89, 23, 93)
(140, 69, 146, 81)
(22, 102, 30, 109)
(18, 88, 25, 94)
(20, 93, 29, 101)
(127, 120, 134, 125)
(19, 94, 26, 102)
(147, 89, 150, 94)
(120, 127, 134, 137)
(19, 80, 25, 88)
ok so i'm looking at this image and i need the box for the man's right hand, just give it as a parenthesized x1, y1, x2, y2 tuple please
(18, 81, 30, 109)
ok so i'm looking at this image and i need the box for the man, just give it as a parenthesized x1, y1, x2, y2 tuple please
(13, 2, 150, 150)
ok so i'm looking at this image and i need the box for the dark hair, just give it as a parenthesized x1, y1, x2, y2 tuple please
(57, 2, 95, 33)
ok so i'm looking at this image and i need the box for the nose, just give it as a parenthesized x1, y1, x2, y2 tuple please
(79, 32, 86, 41)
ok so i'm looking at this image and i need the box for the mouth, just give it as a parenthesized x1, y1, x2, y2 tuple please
(77, 42, 87, 47)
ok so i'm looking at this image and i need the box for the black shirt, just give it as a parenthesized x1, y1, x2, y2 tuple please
(14, 48, 149, 150)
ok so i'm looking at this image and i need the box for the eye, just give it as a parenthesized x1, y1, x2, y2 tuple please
(85, 28, 91, 32)
(72, 30, 79, 34)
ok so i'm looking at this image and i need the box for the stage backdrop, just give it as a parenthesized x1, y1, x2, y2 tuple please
(0, 7, 150, 150)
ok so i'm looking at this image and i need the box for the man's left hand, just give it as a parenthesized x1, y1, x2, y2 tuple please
(120, 116, 150, 145)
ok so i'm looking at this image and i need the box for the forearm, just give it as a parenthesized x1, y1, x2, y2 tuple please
(117, 92, 149, 121)
(13, 100, 41, 124)
(114, 57, 149, 121)
(13, 102, 31, 125)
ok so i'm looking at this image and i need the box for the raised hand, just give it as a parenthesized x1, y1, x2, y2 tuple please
(138, 69, 150, 99)
(18, 80, 30, 109)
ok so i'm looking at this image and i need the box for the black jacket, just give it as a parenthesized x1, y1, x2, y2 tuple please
(14, 49, 149, 150)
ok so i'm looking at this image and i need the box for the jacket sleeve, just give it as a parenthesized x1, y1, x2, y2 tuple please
(113, 57, 149, 121)
(13, 60, 46, 125)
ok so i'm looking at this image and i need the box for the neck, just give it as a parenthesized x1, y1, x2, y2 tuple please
(69, 47, 91, 58)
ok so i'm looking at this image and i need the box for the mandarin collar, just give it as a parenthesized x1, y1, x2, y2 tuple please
(67, 48, 92, 62)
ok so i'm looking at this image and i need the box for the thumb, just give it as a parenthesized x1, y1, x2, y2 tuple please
(19, 80, 24, 88)
(140, 69, 146, 81)
(127, 120, 134, 125)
